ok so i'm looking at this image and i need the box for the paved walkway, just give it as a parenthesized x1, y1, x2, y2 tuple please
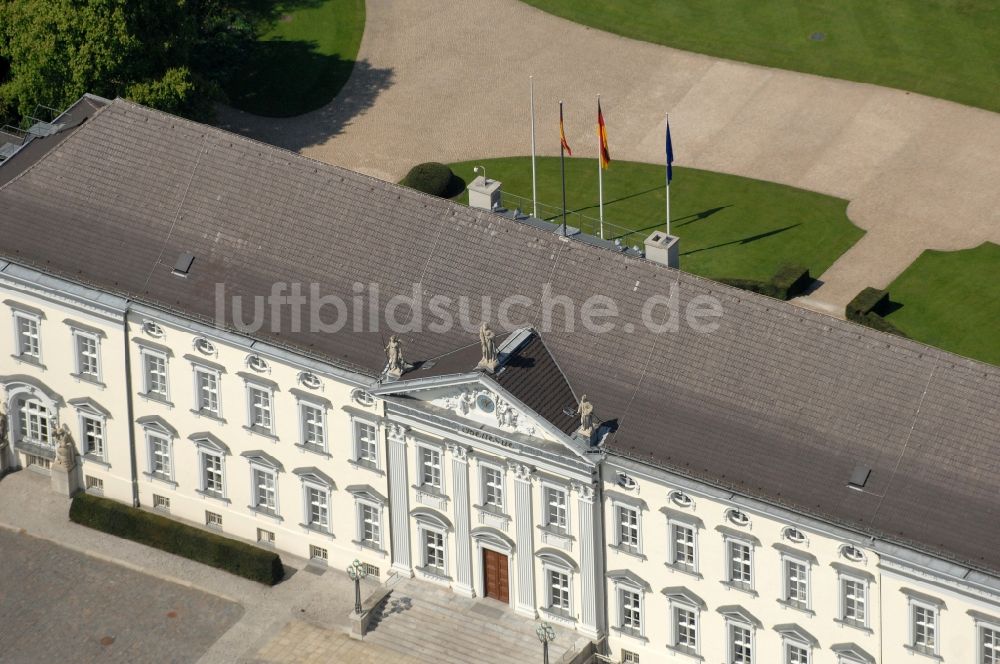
(217, 0, 1000, 312)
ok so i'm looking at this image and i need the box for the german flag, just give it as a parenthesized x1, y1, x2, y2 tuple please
(559, 102, 572, 156)
(597, 99, 610, 169)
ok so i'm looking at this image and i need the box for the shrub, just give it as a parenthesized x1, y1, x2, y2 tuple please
(70, 493, 284, 585)
(717, 264, 811, 301)
(846, 287, 889, 321)
(399, 162, 463, 198)
(856, 312, 908, 337)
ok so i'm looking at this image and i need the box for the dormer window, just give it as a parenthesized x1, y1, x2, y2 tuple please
(247, 355, 269, 373)
(669, 491, 693, 508)
(726, 509, 750, 527)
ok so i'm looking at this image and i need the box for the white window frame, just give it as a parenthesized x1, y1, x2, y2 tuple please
(724, 536, 755, 592)
(669, 599, 700, 656)
(837, 572, 870, 630)
(352, 418, 379, 468)
(727, 618, 755, 664)
(200, 450, 226, 498)
(192, 365, 222, 417)
(419, 524, 448, 576)
(417, 444, 443, 491)
(614, 503, 642, 555)
(249, 463, 279, 516)
(16, 397, 52, 446)
(978, 619, 1000, 664)
(72, 329, 102, 382)
(480, 462, 506, 513)
(245, 382, 275, 434)
(301, 480, 331, 532)
(784, 638, 811, 664)
(781, 554, 811, 611)
(299, 401, 327, 453)
(13, 310, 41, 361)
(908, 598, 939, 656)
(668, 518, 699, 574)
(78, 411, 107, 462)
(140, 347, 169, 400)
(146, 431, 173, 482)
(543, 564, 572, 617)
(356, 498, 383, 550)
(542, 482, 569, 535)
(618, 586, 644, 638)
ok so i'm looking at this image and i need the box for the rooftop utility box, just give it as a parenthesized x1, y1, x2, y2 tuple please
(468, 176, 502, 211)
(644, 231, 680, 268)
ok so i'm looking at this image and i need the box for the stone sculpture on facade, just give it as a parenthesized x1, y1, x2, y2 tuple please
(577, 395, 595, 439)
(477, 322, 498, 373)
(384, 335, 411, 378)
(54, 424, 76, 470)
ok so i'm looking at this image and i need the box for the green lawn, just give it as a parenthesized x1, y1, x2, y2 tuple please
(882, 243, 1000, 366)
(522, 0, 1000, 113)
(226, 0, 365, 117)
(448, 157, 864, 283)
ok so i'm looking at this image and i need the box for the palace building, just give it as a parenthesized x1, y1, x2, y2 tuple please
(0, 95, 998, 664)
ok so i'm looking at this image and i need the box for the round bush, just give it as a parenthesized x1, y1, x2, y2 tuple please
(400, 162, 462, 198)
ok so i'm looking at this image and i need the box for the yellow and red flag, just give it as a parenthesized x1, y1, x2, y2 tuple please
(598, 99, 610, 169)
(559, 102, 572, 156)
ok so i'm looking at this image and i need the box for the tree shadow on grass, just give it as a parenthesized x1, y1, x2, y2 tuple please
(680, 223, 800, 256)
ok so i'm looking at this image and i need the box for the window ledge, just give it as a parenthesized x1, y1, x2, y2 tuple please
(299, 523, 335, 539)
(243, 425, 278, 441)
(609, 543, 647, 561)
(82, 454, 111, 469)
(665, 645, 703, 661)
(138, 392, 174, 408)
(295, 443, 331, 458)
(719, 580, 758, 597)
(610, 626, 647, 643)
(834, 618, 873, 634)
(11, 354, 45, 370)
(664, 562, 702, 579)
(474, 504, 511, 519)
(247, 505, 283, 522)
(14, 439, 55, 459)
(412, 484, 449, 500)
(191, 409, 227, 425)
(351, 539, 387, 555)
(196, 489, 231, 504)
(904, 645, 942, 661)
(540, 607, 576, 626)
(777, 598, 815, 616)
(538, 524, 574, 540)
(416, 566, 452, 582)
(142, 472, 178, 488)
(348, 459, 385, 476)
(71, 373, 106, 388)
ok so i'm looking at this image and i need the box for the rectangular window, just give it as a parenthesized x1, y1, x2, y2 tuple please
(545, 487, 567, 533)
(784, 559, 809, 609)
(483, 467, 504, 511)
(76, 333, 100, 378)
(983, 625, 1000, 664)
(671, 523, 696, 572)
(360, 503, 381, 547)
(152, 494, 170, 511)
(20, 399, 51, 444)
(420, 447, 441, 489)
(620, 589, 641, 634)
(674, 606, 697, 653)
(423, 529, 445, 573)
(617, 505, 639, 552)
(257, 528, 275, 545)
(202, 453, 224, 496)
(248, 386, 272, 431)
(842, 578, 867, 627)
(786, 643, 809, 664)
(730, 624, 753, 664)
(621, 651, 639, 664)
(309, 544, 328, 562)
(912, 603, 937, 654)
(82, 416, 104, 458)
(195, 368, 219, 414)
(253, 467, 277, 513)
(205, 511, 223, 528)
(15, 313, 40, 358)
(301, 404, 325, 450)
(144, 352, 167, 397)
(149, 434, 171, 479)
(355, 421, 378, 465)
(728, 540, 753, 589)
(548, 569, 570, 612)
(85, 475, 104, 493)
(307, 486, 329, 529)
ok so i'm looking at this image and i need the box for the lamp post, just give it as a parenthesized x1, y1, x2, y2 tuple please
(535, 621, 556, 664)
(347, 559, 368, 614)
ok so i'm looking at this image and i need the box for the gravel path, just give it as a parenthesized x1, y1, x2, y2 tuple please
(217, 0, 1000, 313)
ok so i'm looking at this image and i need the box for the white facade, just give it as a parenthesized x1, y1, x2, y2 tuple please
(2, 260, 999, 663)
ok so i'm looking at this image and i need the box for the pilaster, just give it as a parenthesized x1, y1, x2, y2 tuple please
(449, 443, 475, 596)
(511, 461, 536, 617)
(387, 423, 412, 576)
(574, 480, 603, 638)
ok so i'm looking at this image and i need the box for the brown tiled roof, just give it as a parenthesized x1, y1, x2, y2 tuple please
(494, 332, 579, 436)
(0, 99, 998, 575)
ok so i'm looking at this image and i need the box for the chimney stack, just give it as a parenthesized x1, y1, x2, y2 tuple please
(644, 231, 680, 269)
(468, 175, 502, 211)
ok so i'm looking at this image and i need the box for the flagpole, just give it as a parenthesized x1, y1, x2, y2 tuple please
(530, 76, 538, 219)
(665, 112, 671, 236)
(560, 100, 568, 235)
(597, 95, 604, 239)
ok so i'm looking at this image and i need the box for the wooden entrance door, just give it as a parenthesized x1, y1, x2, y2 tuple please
(483, 548, 509, 603)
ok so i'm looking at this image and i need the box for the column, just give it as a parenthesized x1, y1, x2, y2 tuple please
(449, 443, 474, 596)
(575, 481, 603, 638)
(387, 424, 412, 576)
(511, 462, 536, 617)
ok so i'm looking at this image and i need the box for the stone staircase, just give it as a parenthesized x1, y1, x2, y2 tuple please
(364, 577, 590, 664)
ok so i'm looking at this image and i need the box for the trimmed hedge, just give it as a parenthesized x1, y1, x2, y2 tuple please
(399, 162, 464, 198)
(718, 264, 811, 301)
(845, 287, 907, 338)
(70, 493, 284, 585)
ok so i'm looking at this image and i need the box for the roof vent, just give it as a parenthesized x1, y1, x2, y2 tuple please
(172, 252, 195, 277)
(847, 465, 871, 491)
